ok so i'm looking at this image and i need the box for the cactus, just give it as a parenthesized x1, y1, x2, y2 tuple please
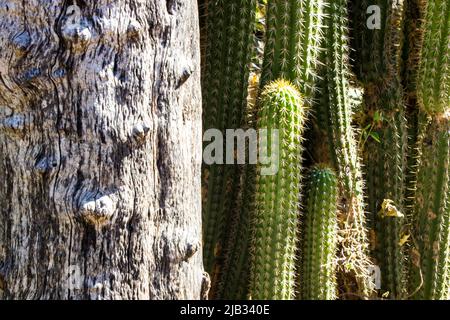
(351, 0, 406, 85)
(302, 166, 339, 300)
(403, 0, 422, 95)
(199, 0, 449, 301)
(218, 162, 256, 299)
(351, 0, 409, 299)
(217, 82, 259, 299)
(260, 0, 325, 103)
(201, 0, 257, 278)
(410, 117, 449, 300)
(409, 0, 450, 300)
(363, 87, 408, 299)
(315, 0, 373, 298)
(415, 1, 450, 116)
(249, 80, 306, 300)
(216, 75, 263, 300)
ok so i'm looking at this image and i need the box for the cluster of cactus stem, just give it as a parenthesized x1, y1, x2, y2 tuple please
(352, 0, 409, 299)
(408, 0, 450, 300)
(200, 0, 450, 300)
(314, 0, 373, 297)
(200, 0, 257, 284)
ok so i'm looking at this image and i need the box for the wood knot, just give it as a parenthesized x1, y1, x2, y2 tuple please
(0, 114, 33, 134)
(184, 240, 200, 261)
(35, 156, 59, 174)
(166, 0, 179, 15)
(132, 122, 152, 144)
(19, 68, 41, 83)
(126, 20, 143, 42)
(177, 66, 193, 88)
(52, 68, 67, 79)
(61, 25, 92, 51)
(12, 30, 32, 55)
(79, 193, 116, 226)
(200, 272, 211, 300)
(175, 56, 194, 88)
(0, 261, 6, 294)
(61, 5, 92, 52)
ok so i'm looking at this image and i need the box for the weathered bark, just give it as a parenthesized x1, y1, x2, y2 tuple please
(0, 0, 204, 299)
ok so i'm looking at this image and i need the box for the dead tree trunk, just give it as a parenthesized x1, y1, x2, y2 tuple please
(0, 0, 205, 299)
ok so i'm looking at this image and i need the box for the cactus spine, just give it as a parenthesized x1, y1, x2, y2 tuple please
(302, 166, 339, 300)
(410, 0, 450, 300)
(249, 80, 306, 300)
(316, 0, 373, 298)
(201, 0, 257, 278)
(260, 0, 325, 102)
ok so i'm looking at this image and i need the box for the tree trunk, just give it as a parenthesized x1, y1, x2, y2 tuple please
(0, 0, 205, 299)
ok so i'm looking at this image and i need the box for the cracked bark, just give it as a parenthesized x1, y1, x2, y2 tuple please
(0, 0, 204, 299)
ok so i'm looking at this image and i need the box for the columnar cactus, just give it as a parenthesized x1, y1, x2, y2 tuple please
(411, 118, 449, 300)
(216, 79, 260, 300)
(364, 89, 408, 299)
(316, 0, 373, 298)
(351, 0, 406, 85)
(249, 80, 306, 300)
(302, 166, 339, 300)
(353, 0, 409, 299)
(199, 0, 449, 301)
(201, 0, 257, 276)
(218, 164, 256, 300)
(415, 1, 449, 117)
(409, 0, 450, 300)
(260, 0, 325, 103)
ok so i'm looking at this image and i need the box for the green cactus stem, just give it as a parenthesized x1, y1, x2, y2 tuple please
(360, 0, 408, 299)
(351, 0, 408, 299)
(316, 0, 373, 298)
(260, 0, 325, 103)
(201, 0, 257, 279)
(409, 0, 450, 300)
(302, 166, 339, 300)
(217, 162, 256, 300)
(402, 0, 422, 217)
(215, 77, 261, 300)
(249, 79, 306, 300)
(415, 1, 450, 116)
(351, 0, 406, 85)
(363, 93, 409, 299)
(410, 116, 449, 300)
